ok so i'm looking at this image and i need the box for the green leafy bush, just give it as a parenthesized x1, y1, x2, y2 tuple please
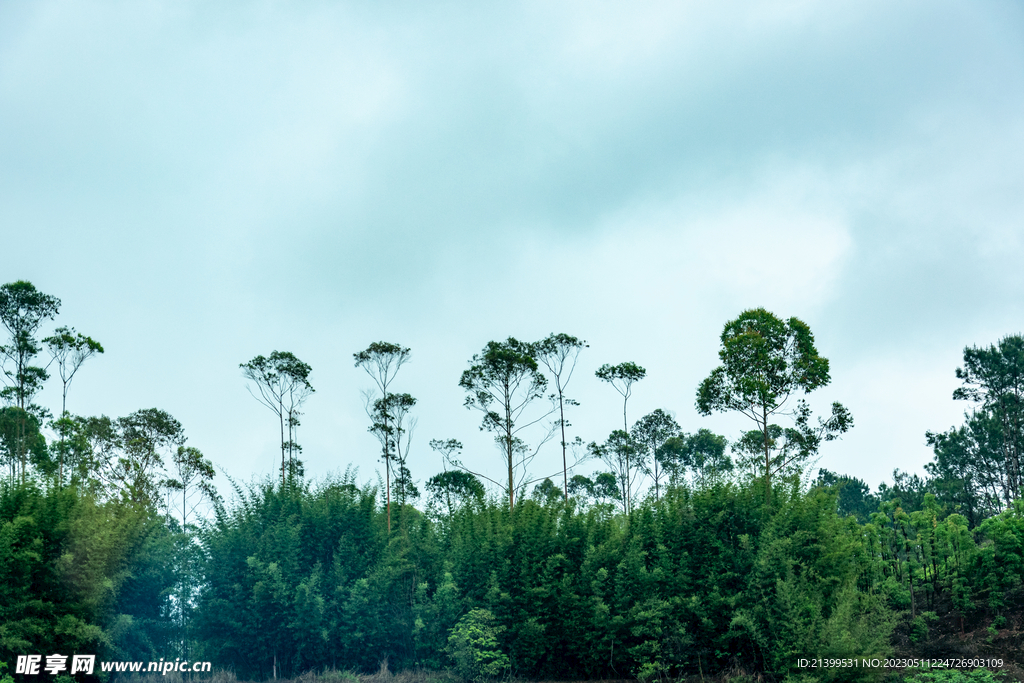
(910, 612, 938, 644)
(445, 609, 508, 681)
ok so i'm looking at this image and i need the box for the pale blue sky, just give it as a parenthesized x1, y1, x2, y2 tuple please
(2, 1, 1023, 494)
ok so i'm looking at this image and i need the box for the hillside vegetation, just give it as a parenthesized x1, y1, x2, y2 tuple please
(2, 280, 1023, 682)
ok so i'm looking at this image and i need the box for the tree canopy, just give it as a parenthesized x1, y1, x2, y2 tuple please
(696, 308, 851, 503)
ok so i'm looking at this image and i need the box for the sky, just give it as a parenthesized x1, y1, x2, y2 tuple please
(2, 1, 1023, 498)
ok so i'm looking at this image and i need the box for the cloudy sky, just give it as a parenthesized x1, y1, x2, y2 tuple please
(2, 1, 1023, 496)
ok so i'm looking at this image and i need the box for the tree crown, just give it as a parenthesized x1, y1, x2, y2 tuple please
(696, 308, 830, 419)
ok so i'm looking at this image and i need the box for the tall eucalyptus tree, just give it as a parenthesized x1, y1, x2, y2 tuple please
(241, 351, 314, 482)
(354, 341, 411, 531)
(0, 281, 60, 479)
(164, 444, 216, 658)
(596, 361, 646, 433)
(630, 409, 680, 500)
(593, 361, 646, 508)
(44, 326, 103, 484)
(459, 338, 552, 508)
(534, 333, 587, 499)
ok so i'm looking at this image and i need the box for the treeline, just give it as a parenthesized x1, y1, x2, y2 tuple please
(6, 469, 1024, 681)
(3, 279, 1024, 682)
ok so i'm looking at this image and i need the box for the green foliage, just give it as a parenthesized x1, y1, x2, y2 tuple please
(815, 469, 880, 523)
(102, 408, 186, 507)
(2, 447, 1017, 683)
(926, 416, 1002, 528)
(658, 428, 732, 488)
(567, 471, 621, 505)
(426, 469, 484, 518)
(241, 350, 314, 483)
(595, 361, 647, 431)
(953, 335, 1024, 502)
(0, 480, 174, 665)
(0, 283, 60, 400)
(904, 669, 1005, 683)
(909, 612, 938, 644)
(735, 486, 895, 680)
(631, 409, 681, 499)
(445, 608, 508, 681)
(0, 406, 50, 478)
(413, 572, 463, 668)
(534, 333, 587, 500)
(355, 342, 412, 532)
(43, 326, 104, 475)
(11, 286, 1024, 683)
(459, 338, 549, 509)
(877, 470, 931, 519)
(696, 308, 851, 503)
(530, 478, 561, 504)
(193, 473, 442, 677)
(588, 430, 641, 513)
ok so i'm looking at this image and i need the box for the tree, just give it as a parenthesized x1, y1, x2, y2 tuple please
(657, 429, 732, 489)
(952, 334, 1024, 502)
(43, 326, 104, 484)
(42, 326, 104, 417)
(429, 437, 463, 464)
(534, 333, 588, 500)
(595, 361, 646, 433)
(592, 471, 622, 504)
(531, 478, 562, 504)
(0, 406, 48, 481)
(630, 409, 681, 500)
(163, 445, 216, 658)
(925, 413, 1004, 526)
(588, 430, 641, 513)
(426, 469, 484, 517)
(695, 308, 851, 504)
(241, 351, 314, 482)
(354, 342, 411, 531)
(566, 471, 621, 505)
(0, 281, 60, 479)
(426, 439, 485, 517)
(730, 398, 851, 484)
(375, 392, 417, 494)
(813, 468, 880, 523)
(877, 469, 930, 518)
(392, 461, 419, 507)
(164, 445, 216, 530)
(52, 414, 118, 488)
(459, 338, 553, 508)
(109, 408, 186, 507)
(445, 609, 509, 681)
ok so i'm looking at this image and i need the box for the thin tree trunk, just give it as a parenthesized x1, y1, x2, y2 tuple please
(505, 376, 515, 509)
(560, 390, 568, 501)
(763, 406, 771, 505)
(384, 411, 391, 532)
(58, 384, 68, 486)
(279, 410, 286, 485)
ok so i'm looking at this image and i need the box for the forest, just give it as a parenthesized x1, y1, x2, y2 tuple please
(2, 279, 1024, 683)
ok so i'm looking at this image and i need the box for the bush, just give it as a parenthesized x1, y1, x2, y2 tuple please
(445, 609, 508, 682)
(910, 612, 938, 644)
